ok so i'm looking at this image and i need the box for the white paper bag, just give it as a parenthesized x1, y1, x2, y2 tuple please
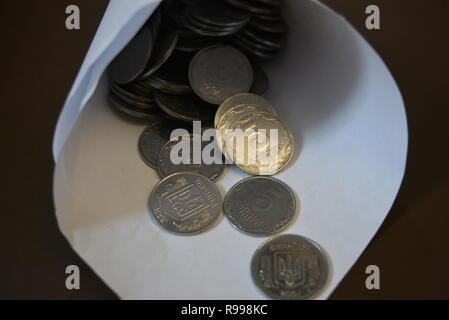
(53, 0, 408, 299)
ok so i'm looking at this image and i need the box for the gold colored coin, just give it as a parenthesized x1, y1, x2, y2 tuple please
(214, 93, 277, 128)
(216, 103, 276, 158)
(225, 112, 294, 175)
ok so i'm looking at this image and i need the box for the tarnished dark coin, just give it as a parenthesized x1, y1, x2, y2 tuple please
(225, 111, 294, 175)
(189, 0, 251, 27)
(154, 90, 216, 122)
(225, 0, 281, 16)
(108, 25, 154, 84)
(189, 45, 253, 105)
(251, 235, 329, 299)
(149, 172, 222, 235)
(224, 177, 296, 235)
(147, 6, 162, 39)
(108, 91, 165, 120)
(241, 27, 286, 49)
(253, 0, 281, 6)
(176, 34, 221, 53)
(143, 75, 192, 95)
(254, 13, 283, 22)
(110, 84, 158, 109)
(144, 50, 193, 95)
(138, 119, 190, 169)
(158, 134, 225, 181)
(140, 27, 178, 78)
(110, 82, 155, 105)
(250, 62, 269, 95)
(249, 17, 288, 34)
(182, 13, 243, 37)
(230, 34, 278, 60)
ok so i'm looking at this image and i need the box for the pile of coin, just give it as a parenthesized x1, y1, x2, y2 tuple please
(106, 0, 330, 300)
(107, 0, 289, 120)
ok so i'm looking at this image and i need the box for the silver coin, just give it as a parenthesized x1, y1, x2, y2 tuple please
(189, 45, 253, 105)
(251, 234, 329, 300)
(138, 119, 190, 168)
(224, 176, 296, 235)
(158, 134, 225, 182)
(149, 172, 222, 235)
(214, 93, 277, 127)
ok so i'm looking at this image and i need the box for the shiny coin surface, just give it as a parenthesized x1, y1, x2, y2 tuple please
(224, 176, 296, 235)
(108, 91, 165, 120)
(154, 90, 216, 122)
(189, 45, 253, 105)
(251, 234, 329, 300)
(108, 25, 153, 84)
(138, 119, 190, 169)
(149, 172, 222, 235)
(158, 134, 225, 181)
(215, 93, 276, 127)
(216, 103, 276, 155)
(226, 111, 294, 175)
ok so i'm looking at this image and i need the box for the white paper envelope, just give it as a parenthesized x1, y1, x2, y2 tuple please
(53, 0, 408, 299)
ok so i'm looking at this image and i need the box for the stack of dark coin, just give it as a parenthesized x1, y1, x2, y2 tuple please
(107, 0, 288, 121)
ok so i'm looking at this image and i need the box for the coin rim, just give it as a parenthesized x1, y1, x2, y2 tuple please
(138, 120, 167, 169)
(250, 234, 330, 300)
(214, 93, 277, 128)
(189, 45, 254, 105)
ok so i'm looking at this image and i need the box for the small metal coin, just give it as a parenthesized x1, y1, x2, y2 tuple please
(176, 34, 221, 53)
(189, 45, 253, 105)
(149, 172, 222, 235)
(182, 14, 241, 37)
(110, 82, 155, 105)
(254, 13, 283, 22)
(224, 176, 296, 235)
(138, 119, 190, 169)
(225, 0, 281, 16)
(253, 0, 281, 6)
(248, 17, 288, 34)
(251, 234, 329, 300)
(140, 27, 178, 78)
(250, 62, 269, 95)
(158, 134, 225, 181)
(231, 36, 279, 60)
(225, 111, 294, 175)
(144, 50, 193, 95)
(108, 91, 165, 120)
(189, 0, 251, 27)
(154, 90, 216, 122)
(241, 27, 286, 49)
(216, 103, 276, 156)
(110, 84, 158, 109)
(215, 93, 276, 127)
(108, 25, 154, 84)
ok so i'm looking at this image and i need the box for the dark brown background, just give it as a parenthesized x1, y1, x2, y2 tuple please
(0, 0, 448, 299)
